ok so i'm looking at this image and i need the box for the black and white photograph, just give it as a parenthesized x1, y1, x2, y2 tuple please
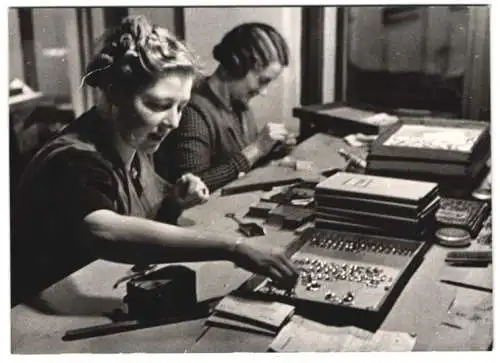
(6, 1, 494, 356)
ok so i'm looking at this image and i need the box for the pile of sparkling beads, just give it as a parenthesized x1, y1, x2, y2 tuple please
(258, 282, 297, 298)
(308, 232, 414, 256)
(258, 277, 357, 306)
(293, 257, 392, 289)
(256, 257, 394, 306)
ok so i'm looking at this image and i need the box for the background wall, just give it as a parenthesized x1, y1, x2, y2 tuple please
(184, 7, 302, 133)
(9, 9, 24, 82)
(128, 8, 177, 34)
(463, 6, 490, 120)
(343, 5, 490, 118)
(347, 6, 469, 75)
(32, 8, 72, 103)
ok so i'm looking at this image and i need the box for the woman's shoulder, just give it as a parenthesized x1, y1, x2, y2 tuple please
(38, 108, 117, 169)
(188, 77, 219, 110)
(22, 146, 114, 195)
(21, 121, 116, 190)
(16, 136, 118, 211)
(183, 91, 223, 132)
(47, 147, 111, 173)
(36, 136, 108, 173)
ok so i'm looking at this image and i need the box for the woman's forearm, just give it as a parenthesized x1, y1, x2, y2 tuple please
(82, 209, 237, 265)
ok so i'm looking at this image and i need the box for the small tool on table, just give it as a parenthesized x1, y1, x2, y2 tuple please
(320, 167, 342, 178)
(338, 148, 367, 169)
(445, 250, 492, 267)
(225, 212, 266, 237)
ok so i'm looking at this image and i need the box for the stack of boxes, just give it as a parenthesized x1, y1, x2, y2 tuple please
(314, 172, 440, 239)
(366, 118, 490, 196)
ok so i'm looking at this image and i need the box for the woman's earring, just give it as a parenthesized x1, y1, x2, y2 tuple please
(128, 132, 138, 144)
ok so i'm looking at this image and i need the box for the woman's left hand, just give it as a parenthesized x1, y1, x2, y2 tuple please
(282, 132, 297, 152)
(284, 132, 297, 146)
(173, 173, 210, 209)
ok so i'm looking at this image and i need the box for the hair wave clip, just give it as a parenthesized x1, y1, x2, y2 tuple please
(79, 63, 113, 89)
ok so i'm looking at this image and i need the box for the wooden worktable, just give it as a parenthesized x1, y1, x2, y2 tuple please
(11, 133, 492, 353)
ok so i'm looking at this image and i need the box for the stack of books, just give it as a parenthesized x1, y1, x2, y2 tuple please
(206, 294, 295, 336)
(314, 172, 440, 238)
(366, 118, 491, 193)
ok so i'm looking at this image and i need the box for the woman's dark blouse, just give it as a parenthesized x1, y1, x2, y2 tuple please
(12, 107, 180, 303)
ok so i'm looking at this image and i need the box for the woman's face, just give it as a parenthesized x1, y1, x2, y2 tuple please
(231, 61, 283, 104)
(115, 71, 194, 153)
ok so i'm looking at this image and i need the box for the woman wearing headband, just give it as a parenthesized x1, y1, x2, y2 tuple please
(12, 16, 297, 305)
(155, 23, 296, 192)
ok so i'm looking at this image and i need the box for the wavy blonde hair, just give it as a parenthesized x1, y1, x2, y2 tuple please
(83, 15, 202, 94)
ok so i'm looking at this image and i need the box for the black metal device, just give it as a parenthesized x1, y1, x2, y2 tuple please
(124, 265, 198, 320)
(63, 265, 211, 341)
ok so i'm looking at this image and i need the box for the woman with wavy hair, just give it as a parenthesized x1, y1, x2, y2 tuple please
(12, 15, 297, 305)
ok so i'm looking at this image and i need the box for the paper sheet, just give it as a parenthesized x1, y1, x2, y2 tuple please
(206, 313, 277, 336)
(362, 113, 399, 126)
(441, 288, 493, 330)
(214, 295, 295, 329)
(269, 315, 416, 352)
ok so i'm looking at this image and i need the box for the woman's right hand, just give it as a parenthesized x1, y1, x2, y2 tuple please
(172, 173, 210, 210)
(231, 241, 299, 289)
(254, 122, 289, 157)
